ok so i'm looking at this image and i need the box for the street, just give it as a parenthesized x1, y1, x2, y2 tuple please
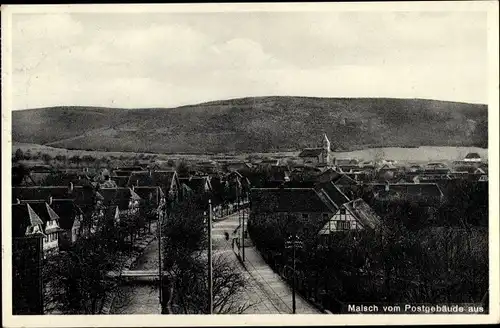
(213, 212, 321, 314)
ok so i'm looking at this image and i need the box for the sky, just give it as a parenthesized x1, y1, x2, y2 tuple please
(10, 9, 488, 110)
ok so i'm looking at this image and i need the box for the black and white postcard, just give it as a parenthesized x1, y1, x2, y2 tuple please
(2, 2, 499, 326)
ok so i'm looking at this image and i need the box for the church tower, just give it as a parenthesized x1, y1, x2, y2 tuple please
(322, 133, 331, 165)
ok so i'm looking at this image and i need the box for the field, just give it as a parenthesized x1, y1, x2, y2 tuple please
(12, 142, 488, 165)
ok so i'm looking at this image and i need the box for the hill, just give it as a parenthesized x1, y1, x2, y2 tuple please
(12, 97, 488, 154)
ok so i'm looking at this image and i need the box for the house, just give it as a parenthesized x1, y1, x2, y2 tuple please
(179, 176, 212, 193)
(12, 202, 63, 258)
(318, 198, 382, 234)
(225, 161, 252, 172)
(26, 165, 55, 185)
(110, 175, 130, 187)
(250, 181, 351, 235)
(98, 187, 142, 216)
(49, 199, 83, 250)
(258, 158, 281, 167)
(268, 166, 291, 184)
(115, 166, 145, 172)
(334, 158, 359, 166)
(299, 149, 325, 166)
(407, 164, 423, 172)
(316, 168, 341, 184)
(336, 163, 362, 174)
(12, 203, 46, 239)
(368, 182, 445, 204)
(463, 152, 482, 163)
(100, 176, 119, 188)
(196, 160, 218, 174)
(127, 170, 180, 202)
(377, 163, 399, 181)
(411, 174, 452, 184)
(179, 176, 213, 201)
(132, 186, 167, 220)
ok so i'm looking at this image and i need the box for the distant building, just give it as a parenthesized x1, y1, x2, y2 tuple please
(225, 161, 252, 172)
(463, 152, 482, 163)
(127, 170, 180, 202)
(298, 134, 331, 166)
(258, 158, 280, 167)
(368, 182, 445, 205)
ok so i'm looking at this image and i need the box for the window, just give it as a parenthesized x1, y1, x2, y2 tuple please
(337, 221, 351, 230)
(339, 208, 346, 215)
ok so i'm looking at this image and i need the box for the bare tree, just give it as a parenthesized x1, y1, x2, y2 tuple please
(161, 198, 254, 314)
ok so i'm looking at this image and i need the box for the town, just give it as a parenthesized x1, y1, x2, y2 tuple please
(11, 134, 489, 315)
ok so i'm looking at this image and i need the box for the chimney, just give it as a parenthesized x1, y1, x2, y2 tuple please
(16, 198, 21, 204)
(384, 181, 390, 192)
(49, 196, 53, 205)
(69, 182, 74, 192)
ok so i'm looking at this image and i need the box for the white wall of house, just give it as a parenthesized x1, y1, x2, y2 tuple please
(43, 220, 60, 256)
(318, 207, 363, 234)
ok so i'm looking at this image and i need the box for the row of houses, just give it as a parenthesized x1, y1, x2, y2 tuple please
(12, 164, 255, 258)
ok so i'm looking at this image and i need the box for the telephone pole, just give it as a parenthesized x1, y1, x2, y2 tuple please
(207, 199, 213, 314)
(158, 204, 166, 313)
(242, 195, 246, 262)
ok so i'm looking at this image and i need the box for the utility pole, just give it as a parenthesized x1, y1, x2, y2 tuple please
(242, 194, 246, 262)
(158, 204, 165, 313)
(208, 199, 213, 314)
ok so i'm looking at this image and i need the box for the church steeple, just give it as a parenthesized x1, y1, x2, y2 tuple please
(322, 133, 331, 165)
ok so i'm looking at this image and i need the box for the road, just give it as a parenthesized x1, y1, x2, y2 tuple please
(108, 211, 321, 314)
(213, 212, 321, 314)
(109, 237, 160, 314)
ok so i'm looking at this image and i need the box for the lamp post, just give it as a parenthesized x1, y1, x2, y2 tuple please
(285, 234, 303, 314)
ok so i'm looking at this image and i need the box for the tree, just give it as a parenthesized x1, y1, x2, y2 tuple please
(12, 163, 31, 186)
(69, 155, 82, 167)
(176, 160, 191, 177)
(161, 198, 252, 314)
(23, 150, 32, 161)
(42, 222, 126, 314)
(41, 153, 52, 164)
(54, 154, 67, 163)
(14, 148, 24, 162)
(82, 155, 96, 163)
